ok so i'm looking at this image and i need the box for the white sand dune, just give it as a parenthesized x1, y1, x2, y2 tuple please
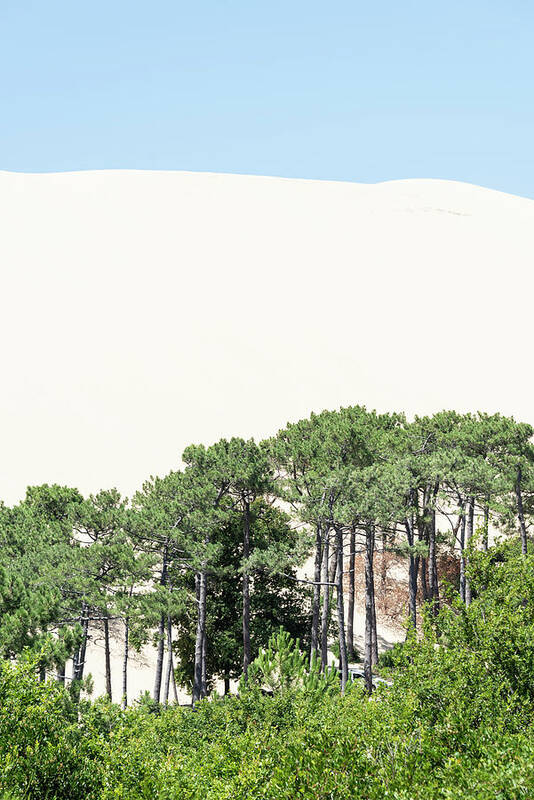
(2, 169, 533, 698)
(1, 170, 534, 505)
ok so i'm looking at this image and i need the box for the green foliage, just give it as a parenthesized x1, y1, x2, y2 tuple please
(0, 490, 85, 663)
(171, 500, 310, 689)
(4, 544, 534, 799)
(0, 657, 101, 799)
(242, 627, 338, 696)
(377, 639, 406, 668)
(3, 407, 534, 796)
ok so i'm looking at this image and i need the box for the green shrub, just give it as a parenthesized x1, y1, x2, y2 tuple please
(3, 547, 534, 798)
(0, 657, 102, 799)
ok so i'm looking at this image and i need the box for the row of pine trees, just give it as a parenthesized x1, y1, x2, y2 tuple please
(1, 406, 532, 701)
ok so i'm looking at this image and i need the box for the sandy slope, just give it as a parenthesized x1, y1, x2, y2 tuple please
(78, 612, 402, 703)
(1, 170, 534, 505)
(2, 169, 534, 698)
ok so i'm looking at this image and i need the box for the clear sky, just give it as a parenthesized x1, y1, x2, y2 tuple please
(1, 1, 533, 197)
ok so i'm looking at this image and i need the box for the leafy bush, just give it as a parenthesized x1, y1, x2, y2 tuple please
(0, 657, 101, 799)
(2, 546, 534, 798)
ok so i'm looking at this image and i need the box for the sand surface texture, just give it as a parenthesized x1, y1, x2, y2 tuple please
(2, 170, 533, 505)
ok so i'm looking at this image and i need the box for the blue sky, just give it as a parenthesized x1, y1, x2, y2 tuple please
(1, 1, 533, 196)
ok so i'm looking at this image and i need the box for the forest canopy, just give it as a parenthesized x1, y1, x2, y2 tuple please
(1, 406, 534, 798)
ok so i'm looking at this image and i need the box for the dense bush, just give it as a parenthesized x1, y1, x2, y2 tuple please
(0, 657, 101, 799)
(2, 546, 534, 799)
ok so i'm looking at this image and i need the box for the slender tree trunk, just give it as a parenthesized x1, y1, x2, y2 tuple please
(72, 645, 79, 683)
(405, 516, 418, 630)
(242, 499, 251, 681)
(201, 624, 207, 698)
(483, 499, 489, 552)
(420, 557, 429, 602)
(411, 556, 420, 630)
(224, 675, 230, 695)
(428, 510, 439, 616)
(432, 556, 439, 606)
(418, 486, 431, 603)
(171, 662, 179, 704)
(465, 497, 474, 607)
(320, 529, 330, 670)
(153, 543, 169, 704)
(103, 613, 112, 701)
(427, 512, 436, 600)
(459, 503, 466, 603)
(57, 657, 66, 685)
(347, 526, 356, 662)
(163, 616, 173, 705)
(75, 602, 89, 681)
(192, 567, 207, 705)
(516, 467, 528, 556)
(328, 544, 338, 601)
(122, 616, 129, 709)
(164, 616, 178, 705)
(364, 524, 375, 695)
(310, 521, 323, 665)
(78, 625, 88, 681)
(153, 614, 166, 703)
(381, 530, 388, 613)
(336, 526, 348, 692)
(163, 662, 170, 706)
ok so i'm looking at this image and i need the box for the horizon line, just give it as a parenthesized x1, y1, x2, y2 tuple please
(0, 167, 531, 201)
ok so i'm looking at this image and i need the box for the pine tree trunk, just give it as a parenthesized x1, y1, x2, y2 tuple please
(153, 544, 169, 704)
(516, 467, 528, 556)
(201, 624, 207, 698)
(171, 661, 179, 704)
(153, 613, 166, 703)
(459, 504, 466, 603)
(192, 567, 207, 705)
(163, 616, 173, 705)
(322, 542, 338, 668)
(465, 497, 474, 606)
(381, 530, 388, 614)
(165, 616, 177, 705)
(410, 555, 420, 630)
(483, 499, 489, 552)
(432, 556, 439, 606)
(310, 521, 323, 665)
(122, 616, 129, 709)
(336, 526, 348, 692)
(75, 602, 89, 681)
(163, 661, 170, 706)
(104, 613, 112, 700)
(347, 526, 356, 662)
(364, 524, 375, 695)
(428, 510, 438, 616)
(78, 625, 88, 681)
(418, 487, 430, 603)
(405, 516, 418, 630)
(420, 557, 429, 602)
(242, 499, 251, 681)
(320, 529, 330, 670)
(328, 544, 338, 603)
(72, 646, 79, 683)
